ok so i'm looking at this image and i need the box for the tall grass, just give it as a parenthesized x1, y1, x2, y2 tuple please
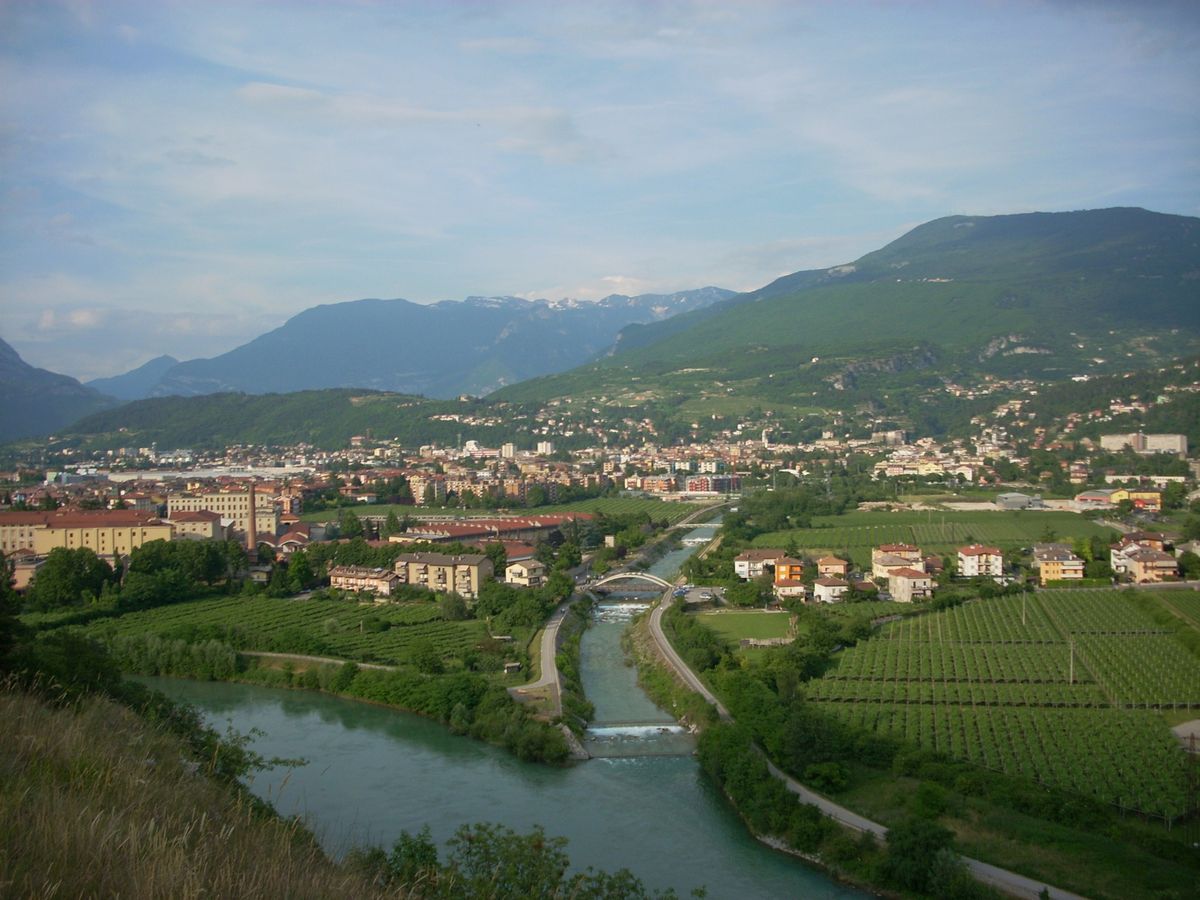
(0, 684, 393, 898)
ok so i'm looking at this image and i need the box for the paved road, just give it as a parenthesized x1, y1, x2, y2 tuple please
(239, 650, 395, 671)
(645, 554, 1087, 899)
(508, 598, 573, 717)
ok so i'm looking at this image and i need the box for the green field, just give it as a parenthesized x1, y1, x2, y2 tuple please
(753, 509, 1114, 568)
(696, 610, 794, 643)
(304, 496, 712, 524)
(805, 589, 1200, 819)
(77, 595, 491, 667)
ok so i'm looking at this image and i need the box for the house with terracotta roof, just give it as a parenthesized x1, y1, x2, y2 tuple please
(773, 556, 805, 582)
(871, 543, 922, 578)
(773, 578, 808, 601)
(734, 548, 786, 580)
(817, 556, 849, 578)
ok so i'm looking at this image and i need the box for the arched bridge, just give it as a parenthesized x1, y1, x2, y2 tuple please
(591, 572, 673, 591)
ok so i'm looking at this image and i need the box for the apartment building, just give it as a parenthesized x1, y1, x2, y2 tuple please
(394, 552, 493, 599)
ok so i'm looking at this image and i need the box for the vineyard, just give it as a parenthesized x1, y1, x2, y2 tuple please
(753, 510, 1113, 568)
(78, 595, 491, 667)
(806, 589, 1200, 819)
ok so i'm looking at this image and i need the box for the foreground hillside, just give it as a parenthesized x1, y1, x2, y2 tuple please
(1, 686, 383, 898)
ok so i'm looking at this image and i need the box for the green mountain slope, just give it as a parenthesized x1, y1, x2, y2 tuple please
(57, 390, 524, 451)
(496, 208, 1200, 406)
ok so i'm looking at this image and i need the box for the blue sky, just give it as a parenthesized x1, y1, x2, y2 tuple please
(2, 0, 1198, 380)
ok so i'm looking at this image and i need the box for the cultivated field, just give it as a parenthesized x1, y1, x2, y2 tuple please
(78, 595, 490, 667)
(753, 509, 1114, 568)
(806, 589, 1200, 820)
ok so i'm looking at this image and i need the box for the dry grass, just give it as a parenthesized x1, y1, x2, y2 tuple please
(0, 685, 394, 899)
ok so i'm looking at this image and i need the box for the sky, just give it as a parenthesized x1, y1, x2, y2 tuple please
(1, 0, 1198, 381)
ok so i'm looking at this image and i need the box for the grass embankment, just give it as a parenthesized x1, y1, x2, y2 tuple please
(0, 686, 385, 898)
(555, 599, 595, 734)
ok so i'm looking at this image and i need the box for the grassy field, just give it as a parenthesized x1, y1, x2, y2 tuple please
(696, 610, 794, 642)
(806, 589, 1200, 820)
(303, 496, 712, 524)
(752, 509, 1114, 568)
(76, 595, 492, 668)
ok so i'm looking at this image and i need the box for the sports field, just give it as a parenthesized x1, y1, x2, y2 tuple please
(696, 610, 794, 642)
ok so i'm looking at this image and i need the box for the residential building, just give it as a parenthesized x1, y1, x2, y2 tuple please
(505, 559, 546, 588)
(817, 556, 849, 578)
(1032, 543, 1085, 586)
(394, 552, 493, 599)
(1099, 432, 1187, 457)
(773, 556, 806, 582)
(813, 577, 848, 603)
(957, 544, 1004, 579)
(773, 579, 807, 601)
(887, 567, 934, 603)
(329, 565, 400, 597)
(734, 548, 786, 580)
(871, 544, 922, 579)
(1111, 537, 1178, 583)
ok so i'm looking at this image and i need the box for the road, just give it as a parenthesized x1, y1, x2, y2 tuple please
(239, 650, 395, 671)
(645, 561, 1087, 899)
(508, 598, 573, 717)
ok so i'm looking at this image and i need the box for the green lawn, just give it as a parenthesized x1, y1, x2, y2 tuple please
(695, 610, 794, 642)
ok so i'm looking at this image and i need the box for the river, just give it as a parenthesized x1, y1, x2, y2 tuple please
(142, 516, 863, 898)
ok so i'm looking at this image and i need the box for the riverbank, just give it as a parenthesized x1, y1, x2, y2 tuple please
(103, 634, 571, 764)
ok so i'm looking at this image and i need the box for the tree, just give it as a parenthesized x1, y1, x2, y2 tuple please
(382, 510, 403, 538)
(880, 817, 956, 894)
(440, 592, 468, 621)
(338, 509, 364, 539)
(26, 547, 115, 611)
(1178, 551, 1200, 580)
(288, 551, 317, 592)
(483, 542, 507, 578)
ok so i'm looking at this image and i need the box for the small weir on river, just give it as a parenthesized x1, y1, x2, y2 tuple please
(580, 596, 695, 758)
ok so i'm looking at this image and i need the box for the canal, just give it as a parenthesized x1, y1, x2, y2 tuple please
(143, 516, 863, 898)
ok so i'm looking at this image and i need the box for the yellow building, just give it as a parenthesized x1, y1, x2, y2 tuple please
(32, 512, 173, 559)
(168, 488, 278, 545)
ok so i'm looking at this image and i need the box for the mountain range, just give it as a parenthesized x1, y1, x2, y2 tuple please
(496, 207, 1200, 410)
(5, 207, 1199, 448)
(94, 289, 735, 402)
